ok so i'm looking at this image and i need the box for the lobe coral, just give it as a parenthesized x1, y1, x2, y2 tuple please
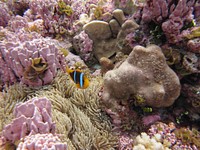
(0, 28, 66, 86)
(1, 97, 55, 143)
(102, 44, 181, 108)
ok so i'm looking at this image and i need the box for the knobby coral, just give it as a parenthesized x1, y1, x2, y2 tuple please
(102, 44, 181, 108)
(17, 133, 67, 150)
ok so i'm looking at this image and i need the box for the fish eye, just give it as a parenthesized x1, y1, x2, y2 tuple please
(69, 66, 75, 70)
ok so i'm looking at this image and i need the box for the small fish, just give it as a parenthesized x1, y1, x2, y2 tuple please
(66, 66, 89, 89)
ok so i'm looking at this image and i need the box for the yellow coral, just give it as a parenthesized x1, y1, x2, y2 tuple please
(185, 26, 200, 39)
(59, 47, 69, 57)
(58, 1, 73, 16)
(134, 94, 145, 106)
(0, 31, 5, 41)
(93, 6, 103, 19)
(23, 57, 48, 81)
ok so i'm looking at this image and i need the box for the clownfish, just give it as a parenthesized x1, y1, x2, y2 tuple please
(66, 66, 89, 89)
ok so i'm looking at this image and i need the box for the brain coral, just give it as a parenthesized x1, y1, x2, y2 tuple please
(102, 45, 181, 107)
(0, 28, 66, 86)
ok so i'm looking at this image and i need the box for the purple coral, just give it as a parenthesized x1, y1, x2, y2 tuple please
(0, 2, 12, 27)
(118, 134, 134, 150)
(0, 28, 66, 86)
(17, 133, 67, 150)
(148, 122, 198, 150)
(182, 84, 200, 114)
(65, 51, 86, 67)
(187, 38, 200, 53)
(6, 0, 29, 16)
(142, 114, 161, 126)
(73, 31, 93, 61)
(2, 97, 55, 143)
(27, 0, 73, 35)
(8, 15, 29, 32)
(136, 0, 196, 44)
(26, 0, 98, 36)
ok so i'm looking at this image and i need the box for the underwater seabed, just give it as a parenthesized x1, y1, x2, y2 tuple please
(0, 0, 200, 149)
(0, 71, 118, 149)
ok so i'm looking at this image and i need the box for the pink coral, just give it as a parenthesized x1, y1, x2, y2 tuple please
(17, 133, 67, 150)
(26, 0, 98, 36)
(194, 1, 200, 24)
(6, 0, 29, 16)
(148, 122, 198, 150)
(2, 97, 55, 143)
(142, 114, 161, 126)
(187, 38, 200, 53)
(65, 51, 86, 67)
(0, 28, 66, 86)
(27, 0, 73, 35)
(118, 134, 133, 150)
(136, 0, 196, 44)
(0, 2, 12, 27)
(73, 31, 93, 61)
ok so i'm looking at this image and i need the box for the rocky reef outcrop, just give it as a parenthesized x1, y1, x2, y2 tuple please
(102, 44, 181, 108)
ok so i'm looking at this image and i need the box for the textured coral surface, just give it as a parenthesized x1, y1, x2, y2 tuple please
(102, 45, 181, 108)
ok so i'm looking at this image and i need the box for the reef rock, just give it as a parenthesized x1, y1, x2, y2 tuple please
(117, 19, 140, 54)
(102, 45, 181, 107)
(112, 9, 126, 26)
(83, 20, 112, 40)
(82, 9, 128, 63)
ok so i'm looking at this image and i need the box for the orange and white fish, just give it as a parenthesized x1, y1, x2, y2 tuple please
(66, 66, 89, 89)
